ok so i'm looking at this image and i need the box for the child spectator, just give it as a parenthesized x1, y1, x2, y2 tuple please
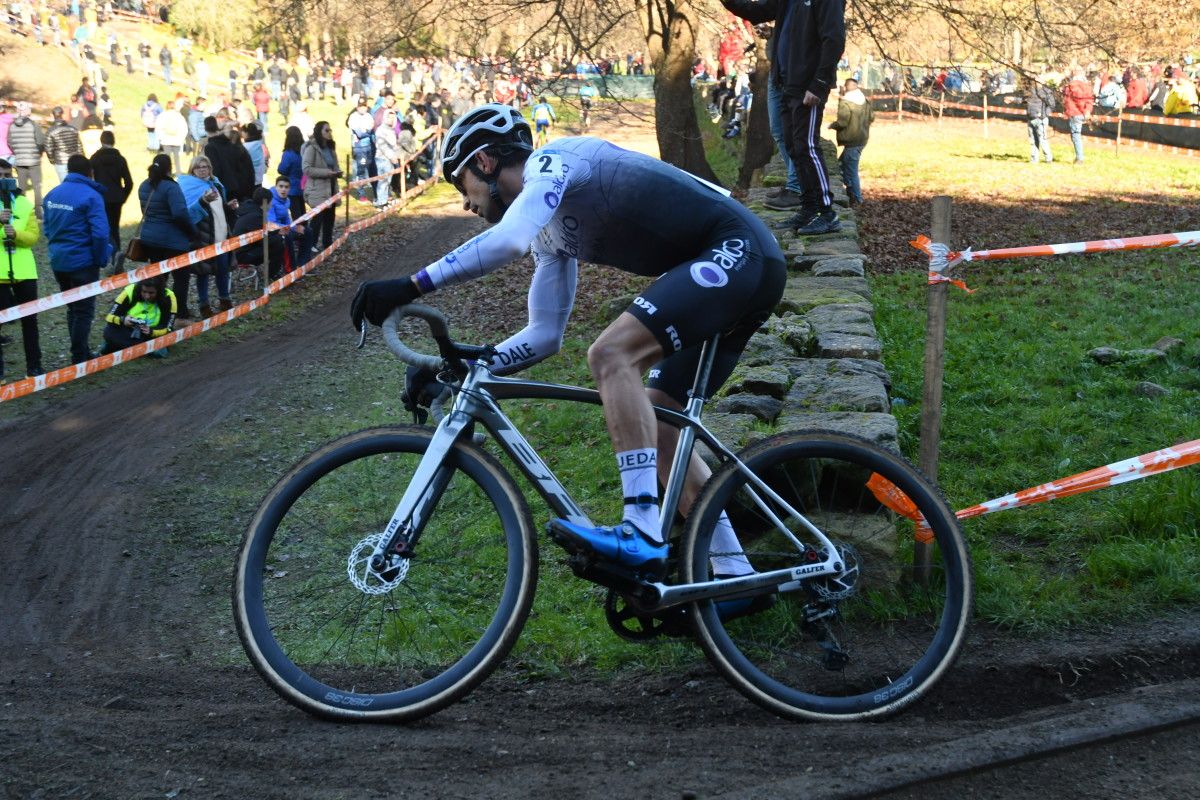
(266, 176, 304, 277)
(99, 276, 176, 356)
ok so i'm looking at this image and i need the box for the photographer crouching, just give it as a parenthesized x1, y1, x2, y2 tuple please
(98, 276, 177, 358)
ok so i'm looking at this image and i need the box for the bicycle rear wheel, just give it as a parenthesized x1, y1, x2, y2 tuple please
(684, 431, 972, 721)
(234, 426, 537, 722)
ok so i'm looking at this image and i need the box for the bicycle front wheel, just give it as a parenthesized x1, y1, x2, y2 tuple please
(234, 426, 537, 722)
(684, 431, 972, 721)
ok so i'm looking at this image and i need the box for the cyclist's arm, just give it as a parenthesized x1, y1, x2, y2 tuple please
(487, 249, 578, 375)
(413, 152, 573, 293)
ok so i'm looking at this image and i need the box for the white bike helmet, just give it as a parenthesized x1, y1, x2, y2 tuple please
(440, 102, 533, 186)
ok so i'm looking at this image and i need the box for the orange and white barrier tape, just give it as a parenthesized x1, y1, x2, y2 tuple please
(869, 439, 1200, 542)
(953, 440, 1200, 522)
(0, 171, 440, 403)
(0, 136, 442, 327)
(0, 294, 268, 402)
(911, 230, 1200, 278)
(0, 230, 264, 326)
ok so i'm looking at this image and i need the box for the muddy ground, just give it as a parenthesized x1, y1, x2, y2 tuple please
(2, 112, 1198, 799)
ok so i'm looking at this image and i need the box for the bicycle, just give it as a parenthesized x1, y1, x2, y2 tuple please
(234, 306, 972, 723)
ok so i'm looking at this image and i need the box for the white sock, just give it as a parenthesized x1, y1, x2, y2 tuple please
(710, 511, 754, 576)
(617, 447, 661, 541)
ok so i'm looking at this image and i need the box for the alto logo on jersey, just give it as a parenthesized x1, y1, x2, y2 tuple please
(689, 239, 748, 288)
(544, 192, 560, 209)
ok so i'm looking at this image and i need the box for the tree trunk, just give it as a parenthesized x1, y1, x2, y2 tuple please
(737, 37, 774, 189)
(639, 0, 719, 182)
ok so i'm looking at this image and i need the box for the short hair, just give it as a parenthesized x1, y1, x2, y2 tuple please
(67, 154, 92, 176)
(204, 115, 219, 134)
(100, 130, 115, 146)
(52, 106, 65, 118)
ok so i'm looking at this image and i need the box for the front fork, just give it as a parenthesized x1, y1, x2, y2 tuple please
(368, 412, 474, 573)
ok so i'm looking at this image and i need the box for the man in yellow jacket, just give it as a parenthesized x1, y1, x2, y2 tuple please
(0, 156, 44, 380)
(1163, 71, 1199, 116)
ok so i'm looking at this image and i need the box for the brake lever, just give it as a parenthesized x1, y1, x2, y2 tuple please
(356, 320, 369, 349)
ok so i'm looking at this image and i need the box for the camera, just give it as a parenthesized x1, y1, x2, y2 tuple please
(0, 178, 18, 195)
(129, 317, 151, 340)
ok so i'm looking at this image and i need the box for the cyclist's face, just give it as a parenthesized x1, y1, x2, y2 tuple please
(457, 157, 505, 224)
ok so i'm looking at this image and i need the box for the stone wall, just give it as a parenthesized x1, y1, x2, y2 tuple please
(702, 141, 898, 458)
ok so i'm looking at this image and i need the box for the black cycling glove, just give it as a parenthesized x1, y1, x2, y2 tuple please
(401, 364, 443, 424)
(350, 277, 421, 330)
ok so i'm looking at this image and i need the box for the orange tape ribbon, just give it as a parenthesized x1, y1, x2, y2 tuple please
(0, 177, 438, 403)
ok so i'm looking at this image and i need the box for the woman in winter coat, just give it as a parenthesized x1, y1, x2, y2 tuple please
(300, 120, 342, 252)
(137, 153, 200, 317)
(180, 155, 236, 317)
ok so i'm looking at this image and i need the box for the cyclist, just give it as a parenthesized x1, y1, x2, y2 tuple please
(530, 95, 556, 147)
(351, 103, 785, 583)
(577, 82, 598, 129)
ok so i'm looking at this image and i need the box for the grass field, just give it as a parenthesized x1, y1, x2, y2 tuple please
(859, 117, 1199, 629)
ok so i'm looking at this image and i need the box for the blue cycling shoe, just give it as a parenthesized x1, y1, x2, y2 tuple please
(715, 593, 777, 622)
(547, 518, 669, 578)
(712, 573, 777, 622)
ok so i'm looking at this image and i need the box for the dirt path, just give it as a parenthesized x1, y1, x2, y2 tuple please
(2, 115, 1198, 799)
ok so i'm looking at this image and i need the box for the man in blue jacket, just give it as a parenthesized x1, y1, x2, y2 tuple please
(43, 154, 112, 364)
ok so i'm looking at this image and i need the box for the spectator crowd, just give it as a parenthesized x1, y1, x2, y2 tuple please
(2, 2, 648, 381)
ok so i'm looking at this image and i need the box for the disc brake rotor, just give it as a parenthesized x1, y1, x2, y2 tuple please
(347, 532, 410, 595)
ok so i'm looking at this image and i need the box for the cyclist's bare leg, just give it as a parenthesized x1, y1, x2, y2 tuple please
(587, 312, 662, 456)
(647, 388, 709, 515)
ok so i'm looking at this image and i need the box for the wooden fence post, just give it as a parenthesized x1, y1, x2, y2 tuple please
(898, 82, 905, 122)
(917, 195, 953, 580)
(344, 154, 351, 227)
(938, 91, 945, 127)
(983, 94, 989, 138)
(259, 194, 270, 292)
(1116, 108, 1123, 155)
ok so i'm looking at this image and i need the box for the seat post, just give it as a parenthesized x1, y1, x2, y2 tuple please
(686, 334, 722, 409)
(658, 334, 721, 538)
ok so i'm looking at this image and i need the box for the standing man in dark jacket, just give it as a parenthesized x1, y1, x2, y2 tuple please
(46, 106, 84, 184)
(722, 0, 845, 234)
(42, 155, 111, 363)
(1023, 79, 1056, 163)
(204, 119, 255, 202)
(89, 130, 134, 266)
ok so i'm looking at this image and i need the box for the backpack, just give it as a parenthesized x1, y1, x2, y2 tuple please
(140, 102, 159, 128)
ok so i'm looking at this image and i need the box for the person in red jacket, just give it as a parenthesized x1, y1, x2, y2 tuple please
(1125, 68, 1149, 109)
(1062, 70, 1094, 163)
(717, 22, 745, 79)
(252, 83, 271, 133)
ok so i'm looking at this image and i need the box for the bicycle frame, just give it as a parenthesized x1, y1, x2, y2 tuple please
(371, 350, 846, 612)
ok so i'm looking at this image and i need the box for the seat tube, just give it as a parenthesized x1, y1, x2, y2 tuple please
(657, 335, 719, 539)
